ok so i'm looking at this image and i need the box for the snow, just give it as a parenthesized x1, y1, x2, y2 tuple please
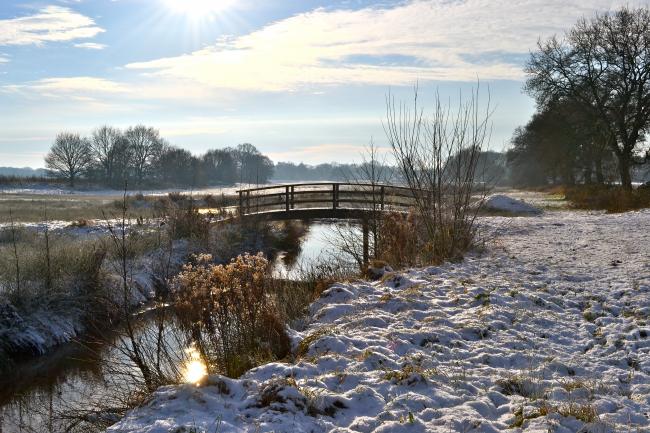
(107, 207, 650, 432)
(483, 194, 542, 215)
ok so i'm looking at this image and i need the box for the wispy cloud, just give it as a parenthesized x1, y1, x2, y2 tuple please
(0, 6, 104, 46)
(124, 0, 639, 92)
(3, 77, 127, 97)
(74, 42, 106, 50)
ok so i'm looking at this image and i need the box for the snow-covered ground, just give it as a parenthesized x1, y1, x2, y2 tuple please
(110, 206, 650, 432)
(483, 194, 542, 215)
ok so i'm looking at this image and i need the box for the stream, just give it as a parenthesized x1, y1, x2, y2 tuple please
(0, 221, 355, 433)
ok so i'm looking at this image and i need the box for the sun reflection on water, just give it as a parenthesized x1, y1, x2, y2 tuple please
(183, 346, 207, 385)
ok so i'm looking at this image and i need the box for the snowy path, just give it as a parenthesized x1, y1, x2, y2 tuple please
(109, 209, 650, 433)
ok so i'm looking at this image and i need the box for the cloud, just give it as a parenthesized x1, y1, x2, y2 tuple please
(0, 6, 104, 46)
(0, 55, 8, 64)
(74, 42, 107, 50)
(3, 77, 127, 98)
(124, 0, 643, 92)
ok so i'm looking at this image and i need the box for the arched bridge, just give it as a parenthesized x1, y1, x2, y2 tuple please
(237, 182, 416, 221)
(236, 182, 416, 266)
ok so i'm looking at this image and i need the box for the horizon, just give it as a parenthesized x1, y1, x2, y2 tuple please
(1, 0, 648, 168)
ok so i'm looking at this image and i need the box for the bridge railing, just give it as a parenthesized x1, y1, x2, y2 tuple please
(237, 182, 417, 216)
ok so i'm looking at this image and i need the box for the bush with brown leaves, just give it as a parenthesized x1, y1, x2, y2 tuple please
(173, 253, 290, 377)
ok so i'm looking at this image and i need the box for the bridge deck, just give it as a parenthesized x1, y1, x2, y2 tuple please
(236, 182, 415, 221)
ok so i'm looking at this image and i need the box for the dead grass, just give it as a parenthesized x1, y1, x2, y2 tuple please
(273, 259, 355, 324)
(373, 209, 477, 270)
(564, 185, 650, 212)
(295, 326, 335, 359)
(510, 402, 599, 428)
(0, 233, 108, 310)
(0, 196, 119, 223)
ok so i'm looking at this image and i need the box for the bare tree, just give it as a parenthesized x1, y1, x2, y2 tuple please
(384, 85, 491, 262)
(332, 140, 393, 267)
(526, 7, 650, 189)
(90, 126, 123, 184)
(125, 125, 164, 186)
(45, 132, 92, 187)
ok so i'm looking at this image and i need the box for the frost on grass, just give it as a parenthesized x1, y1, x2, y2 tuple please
(109, 209, 650, 433)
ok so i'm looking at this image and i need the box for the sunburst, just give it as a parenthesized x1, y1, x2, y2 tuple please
(163, 0, 236, 18)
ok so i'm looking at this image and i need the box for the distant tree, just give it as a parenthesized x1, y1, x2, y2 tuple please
(507, 99, 616, 187)
(90, 126, 123, 184)
(125, 125, 164, 186)
(111, 136, 133, 187)
(526, 7, 650, 188)
(45, 132, 92, 186)
(234, 143, 274, 184)
(447, 150, 510, 185)
(157, 147, 197, 186)
(202, 149, 237, 184)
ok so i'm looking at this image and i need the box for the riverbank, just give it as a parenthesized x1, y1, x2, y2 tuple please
(0, 214, 322, 432)
(109, 208, 650, 432)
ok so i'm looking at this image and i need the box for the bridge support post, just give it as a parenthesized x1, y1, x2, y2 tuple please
(362, 218, 369, 270)
(285, 186, 290, 212)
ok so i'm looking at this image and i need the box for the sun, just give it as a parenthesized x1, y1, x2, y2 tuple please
(164, 0, 235, 17)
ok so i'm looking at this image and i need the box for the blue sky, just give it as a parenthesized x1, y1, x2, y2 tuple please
(0, 0, 647, 167)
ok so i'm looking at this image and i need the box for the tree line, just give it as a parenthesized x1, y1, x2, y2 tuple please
(45, 125, 274, 188)
(274, 152, 509, 185)
(508, 6, 650, 188)
(272, 161, 397, 182)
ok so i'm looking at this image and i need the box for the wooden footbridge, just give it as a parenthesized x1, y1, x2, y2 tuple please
(237, 182, 416, 220)
(236, 182, 417, 265)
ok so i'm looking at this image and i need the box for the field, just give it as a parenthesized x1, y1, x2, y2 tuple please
(0, 184, 248, 224)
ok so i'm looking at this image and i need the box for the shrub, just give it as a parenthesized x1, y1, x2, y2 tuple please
(167, 192, 186, 203)
(376, 211, 423, 268)
(167, 207, 210, 241)
(564, 185, 650, 212)
(153, 196, 211, 243)
(173, 253, 290, 377)
(384, 86, 489, 266)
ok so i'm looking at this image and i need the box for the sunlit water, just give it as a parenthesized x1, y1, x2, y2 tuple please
(183, 346, 208, 385)
(0, 221, 354, 433)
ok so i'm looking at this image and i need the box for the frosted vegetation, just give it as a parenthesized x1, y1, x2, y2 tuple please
(109, 206, 650, 433)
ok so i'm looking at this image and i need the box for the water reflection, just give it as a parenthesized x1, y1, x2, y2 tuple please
(272, 222, 358, 279)
(182, 346, 207, 385)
